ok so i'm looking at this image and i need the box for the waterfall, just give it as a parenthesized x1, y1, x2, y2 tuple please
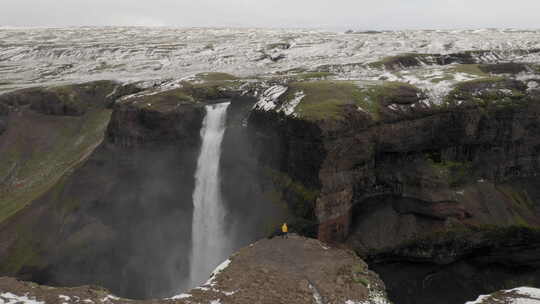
(189, 102, 231, 288)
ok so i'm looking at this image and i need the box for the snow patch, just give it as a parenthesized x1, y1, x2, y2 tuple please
(253, 85, 288, 111)
(100, 295, 120, 303)
(0, 293, 44, 304)
(59, 295, 71, 301)
(309, 283, 324, 304)
(466, 287, 540, 304)
(169, 294, 192, 300)
(204, 259, 231, 286)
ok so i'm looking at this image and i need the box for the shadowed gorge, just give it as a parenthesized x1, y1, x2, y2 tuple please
(0, 83, 289, 299)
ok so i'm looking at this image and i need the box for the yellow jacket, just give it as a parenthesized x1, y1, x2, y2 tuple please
(281, 223, 288, 233)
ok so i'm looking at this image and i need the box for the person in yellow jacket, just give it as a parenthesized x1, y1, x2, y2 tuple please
(281, 222, 288, 239)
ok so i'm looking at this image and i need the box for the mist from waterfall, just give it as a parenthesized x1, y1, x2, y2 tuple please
(188, 102, 231, 289)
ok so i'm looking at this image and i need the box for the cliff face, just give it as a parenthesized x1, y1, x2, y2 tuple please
(0, 81, 140, 223)
(246, 74, 540, 303)
(0, 84, 207, 298)
(0, 79, 290, 299)
(367, 226, 540, 304)
(248, 78, 540, 244)
(1, 66, 540, 303)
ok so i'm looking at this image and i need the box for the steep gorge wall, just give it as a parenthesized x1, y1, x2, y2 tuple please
(0, 82, 293, 299)
(245, 77, 540, 304)
(0, 84, 206, 298)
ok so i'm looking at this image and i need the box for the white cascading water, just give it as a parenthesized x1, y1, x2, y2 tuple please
(189, 102, 231, 288)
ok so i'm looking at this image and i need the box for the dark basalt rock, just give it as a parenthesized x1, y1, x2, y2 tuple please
(373, 49, 540, 70)
(106, 98, 204, 148)
(377, 83, 424, 106)
(0, 102, 8, 135)
(479, 62, 531, 74)
(367, 226, 540, 304)
(0, 81, 141, 116)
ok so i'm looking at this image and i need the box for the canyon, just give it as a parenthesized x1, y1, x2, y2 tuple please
(1, 28, 540, 304)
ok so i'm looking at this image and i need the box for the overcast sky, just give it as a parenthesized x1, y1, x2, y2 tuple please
(1, 0, 538, 29)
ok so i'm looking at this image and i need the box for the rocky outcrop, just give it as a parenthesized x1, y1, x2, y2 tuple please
(368, 49, 540, 70)
(367, 227, 540, 304)
(466, 287, 540, 304)
(0, 236, 391, 304)
(0, 81, 140, 116)
(106, 90, 205, 148)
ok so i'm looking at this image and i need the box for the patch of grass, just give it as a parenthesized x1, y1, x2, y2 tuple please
(288, 81, 365, 121)
(455, 76, 507, 87)
(0, 109, 112, 223)
(430, 74, 455, 83)
(450, 64, 489, 77)
(444, 77, 513, 106)
(357, 81, 422, 118)
(266, 168, 320, 210)
(264, 167, 319, 237)
(0, 221, 43, 273)
(351, 264, 370, 286)
(132, 89, 195, 111)
(288, 80, 422, 121)
(353, 276, 370, 287)
(428, 159, 473, 187)
(496, 185, 535, 210)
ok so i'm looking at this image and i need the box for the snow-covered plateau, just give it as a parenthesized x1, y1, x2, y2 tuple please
(1, 27, 540, 93)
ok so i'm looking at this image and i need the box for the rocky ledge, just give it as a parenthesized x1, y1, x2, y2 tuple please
(466, 287, 540, 304)
(0, 235, 390, 304)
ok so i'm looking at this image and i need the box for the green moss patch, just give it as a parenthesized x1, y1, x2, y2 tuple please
(264, 168, 319, 236)
(427, 159, 474, 187)
(0, 232, 43, 274)
(445, 77, 528, 107)
(287, 81, 365, 121)
(130, 88, 195, 111)
(286, 81, 422, 121)
(496, 184, 535, 210)
(450, 64, 489, 77)
(0, 109, 112, 223)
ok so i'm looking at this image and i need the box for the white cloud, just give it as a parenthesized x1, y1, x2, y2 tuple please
(0, 0, 538, 29)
